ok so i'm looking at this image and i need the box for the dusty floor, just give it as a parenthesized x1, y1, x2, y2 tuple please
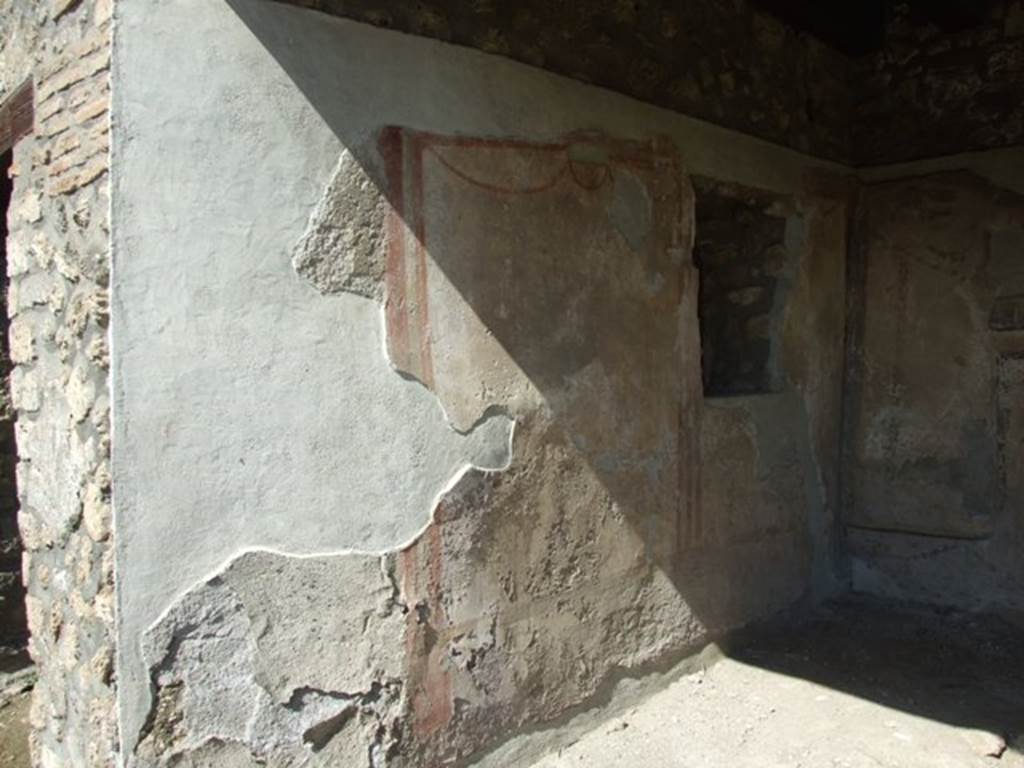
(530, 597, 1024, 768)
(0, 692, 29, 768)
(0, 649, 32, 768)
(2, 599, 1022, 767)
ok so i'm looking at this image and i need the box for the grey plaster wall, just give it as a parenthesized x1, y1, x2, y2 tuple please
(113, 2, 848, 765)
(845, 171, 1024, 611)
(697, 182, 848, 606)
(112, 3, 517, 758)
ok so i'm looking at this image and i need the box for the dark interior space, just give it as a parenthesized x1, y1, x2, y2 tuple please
(748, 0, 998, 54)
(0, 148, 24, 656)
(693, 181, 789, 397)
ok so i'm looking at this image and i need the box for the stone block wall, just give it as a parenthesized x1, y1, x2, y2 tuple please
(1, 0, 116, 766)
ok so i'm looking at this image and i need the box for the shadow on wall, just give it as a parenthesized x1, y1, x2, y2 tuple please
(139, 2, 844, 765)
(844, 171, 1024, 612)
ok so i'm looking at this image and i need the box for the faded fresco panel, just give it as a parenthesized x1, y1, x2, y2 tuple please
(377, 129, 706, 762)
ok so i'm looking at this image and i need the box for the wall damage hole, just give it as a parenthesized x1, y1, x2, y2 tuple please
(693, 179, 791, 397)
(302, 706, 357, 752)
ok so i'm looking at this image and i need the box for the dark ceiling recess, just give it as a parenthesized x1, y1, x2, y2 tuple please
(906, 0, 995, 32)
(748, 0, 996, 56)
(748, 0, 887, 55)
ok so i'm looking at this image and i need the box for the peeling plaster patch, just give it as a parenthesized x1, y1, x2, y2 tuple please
(293, 148, 388, 301)
(117, 108, 516, 757)
(136, 551, 407, 767)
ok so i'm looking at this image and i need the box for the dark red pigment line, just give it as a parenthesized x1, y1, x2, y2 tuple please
(410, 132, 436, 389)
(379, 127, 412, 373)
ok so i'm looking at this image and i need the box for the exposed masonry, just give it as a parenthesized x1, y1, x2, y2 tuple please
(2, 1, 115, 766)
(855, 1, 1024, 165)
(292, 148, 389, 301)
(137, 552, 407, 767)
(693, 182, 791, 397)
(0, 138, 24, 650)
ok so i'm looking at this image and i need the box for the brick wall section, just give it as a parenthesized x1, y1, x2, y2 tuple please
(2, 0, 115, 766)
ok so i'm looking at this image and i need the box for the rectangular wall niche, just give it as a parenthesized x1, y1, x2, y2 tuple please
(694, 180, 789, 397)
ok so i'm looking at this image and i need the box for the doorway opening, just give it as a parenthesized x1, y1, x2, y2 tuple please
(0, 146, 24, 658)
(0, 83, 35, 705)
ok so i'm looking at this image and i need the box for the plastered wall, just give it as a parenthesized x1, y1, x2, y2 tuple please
(846, 171, 1024, 611)
(110, 3, 849, 765)
(6, 0, 1024, 764)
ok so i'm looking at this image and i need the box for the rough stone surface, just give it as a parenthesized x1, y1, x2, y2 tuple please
(693, 180, 791, 396)
(845, 171, 1024, 610)
(854, 1, 1024, 166)
(0, 1, 43, 663)
(0, 688, 32, 768)
(292, 148, 388, 301)
(0, 0, 115, 765)
(136, 551, 405, 766)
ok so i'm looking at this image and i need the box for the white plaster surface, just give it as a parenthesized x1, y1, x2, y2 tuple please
(112, 0, 850, 761)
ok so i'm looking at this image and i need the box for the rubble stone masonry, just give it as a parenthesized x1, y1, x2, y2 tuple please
(1, 0, 115, 765)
